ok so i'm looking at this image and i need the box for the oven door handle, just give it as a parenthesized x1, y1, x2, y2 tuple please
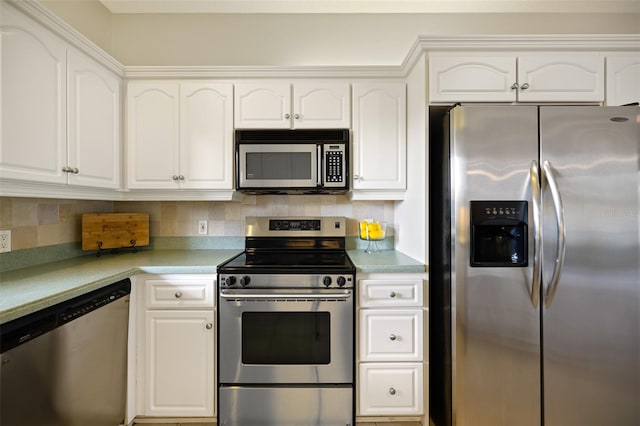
(220, 291, 352, 301)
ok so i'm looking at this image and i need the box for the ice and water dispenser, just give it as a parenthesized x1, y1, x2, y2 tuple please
(470, 201, 528, 267)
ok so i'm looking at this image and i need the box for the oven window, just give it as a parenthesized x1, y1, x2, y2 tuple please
(242, 312, 330, 364)
(246, 152, 312, 180)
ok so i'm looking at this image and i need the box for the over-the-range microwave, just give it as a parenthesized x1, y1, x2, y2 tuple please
(235, 129, 349, 194)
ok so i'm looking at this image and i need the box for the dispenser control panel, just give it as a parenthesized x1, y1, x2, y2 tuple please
(470, 200, 528, 267)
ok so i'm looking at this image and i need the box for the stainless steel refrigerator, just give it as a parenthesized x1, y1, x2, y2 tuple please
(429, 105, 639, 426)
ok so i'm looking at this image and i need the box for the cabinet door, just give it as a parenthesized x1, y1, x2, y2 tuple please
(67, 48, 121, 189)
(144, 310, 215, 417)
(180, 82, 233, 189)
(517, 54, 604, 102)
(352, 82, 406, 192)
(127, 82, 179, 189)
(292, 81, 351, 128)
(234, 82, 291, 128)
(429, 54, 517, 102)
(1, 3, 67, 184)
(360, 309, 423, 362)
(606, 54, 640, 106)
(358, 362, 423, 416)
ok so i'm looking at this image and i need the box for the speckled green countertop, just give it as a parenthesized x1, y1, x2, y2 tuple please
(347, 249, 426, 273)
(0, 250, 240, 325)
(0, 248, 426, 325)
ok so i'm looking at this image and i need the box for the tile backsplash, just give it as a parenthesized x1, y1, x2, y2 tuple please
(0, 195, 394, 251)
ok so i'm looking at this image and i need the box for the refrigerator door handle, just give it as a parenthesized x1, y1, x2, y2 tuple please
(530, 160, 541, 308)
(542, 160, 567, 309)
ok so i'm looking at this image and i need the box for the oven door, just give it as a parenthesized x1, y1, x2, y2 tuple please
(238, 143, 318, 189)
(218, 288, 353, 384)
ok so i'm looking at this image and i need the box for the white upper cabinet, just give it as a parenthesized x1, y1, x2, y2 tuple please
(429, 53, 605, 103)
(1, 4, 68, 184)
(67, 48, 121, 189)
(180, 83, 234, 189)
(234, 81, 350, 129)
(1, 3, 121, 191)
(517, 54, 604, 102)
(606, 54, 640, 106)
(127, 82, 180, 189)
(292, 82, 351, 128)
(428, 55, 516, 102)
(351, 81, 407, 199)
(126, 81, 233, 191)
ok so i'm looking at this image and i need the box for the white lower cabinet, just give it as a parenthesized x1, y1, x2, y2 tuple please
(136, 274, 216, 419)
(357, 274, 428, 420)
(359, 362, 424, 416)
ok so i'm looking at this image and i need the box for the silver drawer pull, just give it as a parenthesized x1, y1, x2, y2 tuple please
(206, 323, 213, 330)
(174, 291, 183, 298)
(390, 291, 397, 298)
(389, 387, 396, 395)
(389, 334, 397, 341)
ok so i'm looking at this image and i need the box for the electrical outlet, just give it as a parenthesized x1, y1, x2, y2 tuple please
(0, 230, 11, 253)
(198, 220, 208, 235)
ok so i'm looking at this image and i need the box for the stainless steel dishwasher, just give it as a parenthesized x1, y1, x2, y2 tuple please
(0, 278, 131, 426)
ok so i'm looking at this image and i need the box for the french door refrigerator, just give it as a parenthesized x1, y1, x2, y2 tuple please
(429, 105, 639, 426)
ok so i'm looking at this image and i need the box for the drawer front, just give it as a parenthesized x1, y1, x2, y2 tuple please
(360, 309, 423, 361)
(145, 276, 215, 308)
(359, 279, 423, 308)
(358, 362, 423, 416)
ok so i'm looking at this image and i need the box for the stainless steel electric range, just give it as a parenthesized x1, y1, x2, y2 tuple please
(217, 216, 355, 426)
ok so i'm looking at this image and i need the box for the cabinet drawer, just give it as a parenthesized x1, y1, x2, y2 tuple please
(145, 276, 215, 308)
(358, 362, 423, 416)
(359, 279, 423, 307)
(360, 309, 423, 361)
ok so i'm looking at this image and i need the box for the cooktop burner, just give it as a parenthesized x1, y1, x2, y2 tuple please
(217, 216, 355, 275)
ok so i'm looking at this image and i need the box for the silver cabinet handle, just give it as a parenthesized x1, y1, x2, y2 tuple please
(72, 168, 79, 174)
(389, 387, 396, 395)
(206, 323, 213, 330)
(172, 175, 179, 181)
(390, 291, 397, 298)
(521, 83, 530, 90)
(62, 166, 71, 173)
(294, 113, 300, 119)
(542, 160, 566, 309)
(284, 113, 290, 119)
(353, 174, 360, 181)
(174, 291, 183, 298)
(389, 334, 397, 341)
(179, 175, 185, 181)
(511, 83, 519, 90)
(529, 160, 541, 309)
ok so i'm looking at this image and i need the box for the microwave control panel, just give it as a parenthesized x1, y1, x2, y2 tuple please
(324, 144, 346, 187)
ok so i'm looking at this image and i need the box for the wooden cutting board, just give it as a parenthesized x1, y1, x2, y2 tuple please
(82, 213, 150, 251)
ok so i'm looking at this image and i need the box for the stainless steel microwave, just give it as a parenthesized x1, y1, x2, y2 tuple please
(235, 129, 349, 194)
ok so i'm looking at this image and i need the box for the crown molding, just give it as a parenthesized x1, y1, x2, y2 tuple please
(123, 65, 405, 79)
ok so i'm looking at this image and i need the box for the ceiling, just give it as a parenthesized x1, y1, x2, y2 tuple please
(96, 0, 640, 14)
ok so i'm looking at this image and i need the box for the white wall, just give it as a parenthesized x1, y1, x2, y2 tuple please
(395, 53, 427, 263)
(110, 12, 639, 66)
(41, 0, 113, 53)
(38, 4, 640, 66)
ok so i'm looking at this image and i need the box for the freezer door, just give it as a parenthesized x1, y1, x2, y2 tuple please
(540, 106, 640, 426)
(451, 106, 540, 426)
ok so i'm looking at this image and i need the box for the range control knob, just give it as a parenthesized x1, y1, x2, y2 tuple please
(322, 276, 332, 287)
(225, 276, 237, 287)
(337, 276, 347, 287)
(240, 276, 251, 287)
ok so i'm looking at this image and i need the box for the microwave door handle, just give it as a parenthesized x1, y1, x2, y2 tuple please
(317, 144, 322, 186)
